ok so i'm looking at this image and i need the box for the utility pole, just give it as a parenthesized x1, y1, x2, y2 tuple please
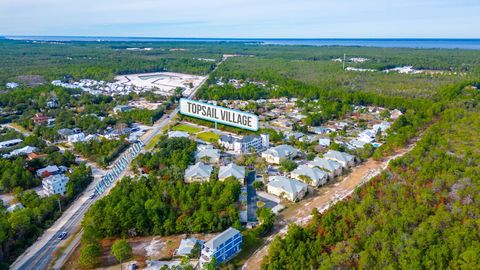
(343, 53, 346, 70)
(57, 198, 62, 212)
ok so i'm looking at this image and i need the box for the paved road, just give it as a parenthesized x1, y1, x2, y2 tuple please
(10, 57, 225, 270)
(245, 171, 258, 222)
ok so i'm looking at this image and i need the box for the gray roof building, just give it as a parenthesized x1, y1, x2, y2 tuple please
(184, 162, 213, 183)
(219, 163, 245, 182)
(204, 227, 241, 250)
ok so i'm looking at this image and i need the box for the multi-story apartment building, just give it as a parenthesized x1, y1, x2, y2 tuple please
(200, 227, 242, 267)
(42, 174, 69, 196)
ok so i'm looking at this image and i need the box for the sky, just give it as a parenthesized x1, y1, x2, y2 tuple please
(1, 0, 479, 38)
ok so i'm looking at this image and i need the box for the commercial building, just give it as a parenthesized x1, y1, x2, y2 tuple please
(200, 227, 242, 267)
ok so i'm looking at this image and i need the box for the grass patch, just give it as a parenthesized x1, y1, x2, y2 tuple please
(196, 131, 219, 143)
(146, 134, 162, 150)
(172, 124, 202, 134)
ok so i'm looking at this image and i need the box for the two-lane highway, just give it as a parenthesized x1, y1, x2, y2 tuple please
(11, 57, 228, 270)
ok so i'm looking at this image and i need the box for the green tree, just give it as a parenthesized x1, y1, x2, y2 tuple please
(111, 239, 132, 269)
(78, 242, 102, 269)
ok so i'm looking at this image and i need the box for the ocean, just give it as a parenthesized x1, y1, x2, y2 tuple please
(3, 36, 480, 50)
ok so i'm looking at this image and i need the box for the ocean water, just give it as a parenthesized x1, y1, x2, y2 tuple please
(3, 36, 480, 50)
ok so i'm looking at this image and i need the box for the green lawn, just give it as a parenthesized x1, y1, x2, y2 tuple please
(172, 124, 202, 134)
(196, 131, 219, 143)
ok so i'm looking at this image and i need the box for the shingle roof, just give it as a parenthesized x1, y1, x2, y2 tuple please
(307, 158, 342, 173)
(195, 148, 220, 161)
(205, 227, 240, 250)
(264, 145, 297, 158)
(324, 150, 355, 163)
(185, 162, 213, 179)
(291, 165, 328, 182)
(268, 176, 308, 194)
(219, 163, 245, 180)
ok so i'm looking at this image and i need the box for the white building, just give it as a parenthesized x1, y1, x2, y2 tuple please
(68, 132, 86, 143)
(319, 138, 331, 147)
(267, 176, 308, 202)
(261, 144, 298, 164)
(219, 133, 269, 153)
(358, 129, 376, 143)
(195, 146, 220, 163)
(291, 165, 328, 187)
(218, 163, 245, 183)
(42, 174, 69, 196)
(373, 121, 391, 133)
(4, 146, 37, 158)
(307, 157, 343, 179)
(184, 162, 213, 183)
(324, 150, 355, 168)
(0, 139, 23, 149)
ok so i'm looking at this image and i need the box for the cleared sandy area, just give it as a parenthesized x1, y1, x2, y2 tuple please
(115, 72, 205, 96)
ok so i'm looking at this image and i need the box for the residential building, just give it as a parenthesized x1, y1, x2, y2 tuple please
(267, 176, 308, 202)
(184, 162, 213, 183)
(0, 139, 23, 149)
(175, 238, 204, 257)
(358, 129, 376, 143)
(233, 134, 269, 153)
(6, 82, 19, 89)
(219, 134, 269, 153)
(373, 121, 391, 133)
(68, 132, 86, 143)
(319, 138, 331, 147)
(261, 144, 298, 164)
(4, 146, 37, 158)
(348, 139, 368, 150)
(324, 150, 355, 168)
(219, 163, 245, 183)
(195, 146, 220, 163)
(284, 131, 304, 141)
(42, 174, 69, 196)
(218, 134, 236, 150)
(307, 157, 342, 179)
(312, 126, 331, 135)
(32, 113, 50, 125)
(36, 165, 65, 178)
(6, 203, 24, 213)
(200, 227, 242, 267)
(113, 105, 132, 114)
(291, 165, 328, 187)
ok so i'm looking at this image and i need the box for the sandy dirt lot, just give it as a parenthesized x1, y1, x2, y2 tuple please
(64, 233, 217, 270)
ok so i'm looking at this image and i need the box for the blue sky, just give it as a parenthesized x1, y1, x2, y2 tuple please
(1, 0, 479, 38)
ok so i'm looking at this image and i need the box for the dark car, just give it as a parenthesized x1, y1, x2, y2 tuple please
(57, 231, 68, 240)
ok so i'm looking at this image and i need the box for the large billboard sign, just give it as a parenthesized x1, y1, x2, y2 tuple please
(179, 98, 259, 131)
